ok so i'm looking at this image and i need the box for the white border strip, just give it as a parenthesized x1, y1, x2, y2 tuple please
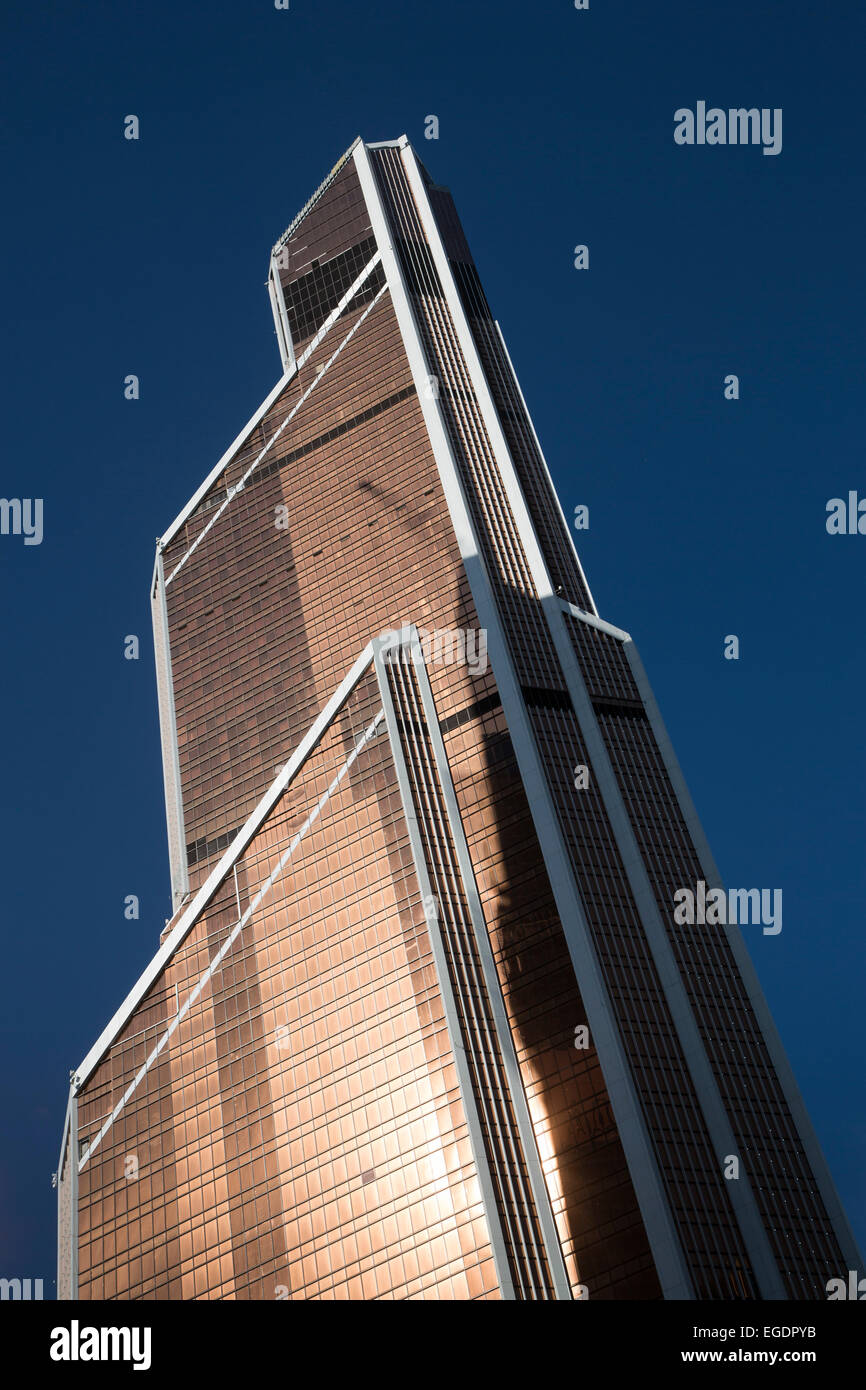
(151, 549, 189, 907)
(268, 262, 296, 375)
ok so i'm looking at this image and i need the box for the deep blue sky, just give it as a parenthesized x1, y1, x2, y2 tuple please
(1, 0, 863, 1292)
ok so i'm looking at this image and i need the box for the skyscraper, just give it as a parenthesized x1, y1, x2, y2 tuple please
(58, 135, 860, 1301)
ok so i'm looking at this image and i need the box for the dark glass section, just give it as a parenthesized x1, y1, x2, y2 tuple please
(280, 234, 378, 347)
(567, 616, 848, 1298)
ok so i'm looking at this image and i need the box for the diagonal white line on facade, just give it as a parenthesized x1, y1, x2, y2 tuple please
(166, 263, 385, 585)
(79, 709, 384, 1173)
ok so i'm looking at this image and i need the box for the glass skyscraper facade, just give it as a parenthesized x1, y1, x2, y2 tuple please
(58, 136, 861, 1301)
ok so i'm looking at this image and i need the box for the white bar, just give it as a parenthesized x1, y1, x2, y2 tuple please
(560, 599, 631, 643)
(151, 549, 189, 907)
(268, 261, 295, 374)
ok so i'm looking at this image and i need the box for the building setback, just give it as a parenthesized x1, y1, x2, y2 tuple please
(58, 136, 860, 1301)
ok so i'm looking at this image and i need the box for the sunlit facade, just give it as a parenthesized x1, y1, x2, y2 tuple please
(58, 136, 860, 1300)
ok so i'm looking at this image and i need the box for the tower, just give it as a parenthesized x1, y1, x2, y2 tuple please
(58, 136, 860, 1301)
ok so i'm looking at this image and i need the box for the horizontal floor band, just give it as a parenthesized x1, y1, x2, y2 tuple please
(438, 690, 503, 733)
(247, 384, 418, 488)
(591, 696, 647, 717)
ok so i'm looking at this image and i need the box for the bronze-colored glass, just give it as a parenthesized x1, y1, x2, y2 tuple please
(58, 138, 855, 1302)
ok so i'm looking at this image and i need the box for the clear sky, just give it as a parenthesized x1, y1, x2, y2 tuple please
(1, 0, 863, 1290)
